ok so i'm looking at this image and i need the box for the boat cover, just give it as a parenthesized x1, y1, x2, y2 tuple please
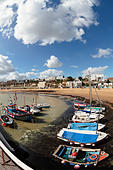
(70, 122, 97, 131)
(62, 131, 98, 143)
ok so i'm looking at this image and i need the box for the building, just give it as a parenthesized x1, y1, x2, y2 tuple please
(91, 74, 104, 81)
(38, 81, 46, 89)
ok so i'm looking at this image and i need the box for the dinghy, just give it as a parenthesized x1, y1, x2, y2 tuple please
(57, 128, 108, 146)
(67, 122, 105, 131)
(0, 115, 13, 127)
(18, 105, 40, 115)
(72, 112, 104, 123)
(37, 103, 50, 110)
(53, 145, 109, 168)
(74, 100, 88, 108)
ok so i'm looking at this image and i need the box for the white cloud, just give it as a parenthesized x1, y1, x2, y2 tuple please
(44, 55, 62, 68)
(39, 69, 63, 78)
(0, 54, 15, 75)
(82, 66, 108, 77)
(32, 68, 39, 72)
(71, 65, 78, 69)
(0, 0, 99, 45)
(0, 54, 38, 81)
(92, 48, 113, 58)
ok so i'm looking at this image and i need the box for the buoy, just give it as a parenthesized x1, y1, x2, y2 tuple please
(74, 165, 80, 169)
(72, 152, 77, 156)
(2, 123, 6, 126)
(81, 144, 84, 147)
(61, 160, 66, 164)
(92, 143, 95, 146)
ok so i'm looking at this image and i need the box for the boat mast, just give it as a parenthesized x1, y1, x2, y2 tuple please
(88, 73, 92, 106)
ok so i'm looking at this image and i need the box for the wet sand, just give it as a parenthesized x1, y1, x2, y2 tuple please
(0, 88, 113, 169)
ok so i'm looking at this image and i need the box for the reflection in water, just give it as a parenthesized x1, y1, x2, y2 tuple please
(0, 92, 69, 142)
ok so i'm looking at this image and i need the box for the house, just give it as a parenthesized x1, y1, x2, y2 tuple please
(38, 81, 46, 89)
(91, 74, 104, 81)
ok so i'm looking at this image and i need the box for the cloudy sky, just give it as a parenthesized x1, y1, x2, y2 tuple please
(0, 0, 113, 81)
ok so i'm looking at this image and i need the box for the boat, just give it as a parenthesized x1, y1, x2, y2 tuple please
(18, 105, 40, 115)
(73, 100, 88, 109)
(0, 115, 13, 127)
(37, 103, 50, 110)
(4, 101, 33, 121)
(78, 107, 105, 114)
(53, 145, 109, 168)
(57, 128, 108, 146)
(72, 112, 104, 123)
(67, 122, 105, 131)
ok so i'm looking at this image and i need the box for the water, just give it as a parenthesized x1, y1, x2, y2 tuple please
(0, 92, 69, 142)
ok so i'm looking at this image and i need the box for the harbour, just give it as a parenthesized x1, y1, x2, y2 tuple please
(0, 89, 113, 169)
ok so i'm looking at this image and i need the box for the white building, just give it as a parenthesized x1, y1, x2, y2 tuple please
(38, 81, 46, 89)
(91, 74, 104, 81)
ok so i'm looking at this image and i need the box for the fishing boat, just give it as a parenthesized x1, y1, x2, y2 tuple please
(74, 100, 88, 109)
(53, 145, 109, 168)
(18, 105, 40, 115)
(72, 112, 104, 123)
(4, 101, 33, 121)
(37, 103, 50, 110)
(0, 115, 13, 127)
(57, 128, 108, 146)
(78, 107, 105, 114)
(67, 122, 105, 131)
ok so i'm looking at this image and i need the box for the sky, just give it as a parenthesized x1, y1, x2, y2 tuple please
(0, 0, 113, 81)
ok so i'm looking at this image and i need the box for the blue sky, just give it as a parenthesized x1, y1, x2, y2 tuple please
(0, 0, 113, 81)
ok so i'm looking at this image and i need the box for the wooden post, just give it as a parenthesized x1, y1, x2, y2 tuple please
(1, 149, 5, 165)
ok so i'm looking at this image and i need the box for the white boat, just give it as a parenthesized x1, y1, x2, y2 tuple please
(18, 105, 40, 115)
(37, 103, 50, 110)
(72, 113, 104, 123)
(57, 128, 108, 146)
(67, 122, 105, 131)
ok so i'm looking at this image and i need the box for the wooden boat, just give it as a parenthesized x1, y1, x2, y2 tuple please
(74, 100, 88, 108)
(67, 122, 105, 131)
(78, 107, 105, 114)
(0, 115, 13, 127)
(72, 112, 104, 123)
(18, 105, 40, 115)
(37, 103, 50, 110)
(53, 145, 109, 168)
(57, 128, 108, 146)
(4, 101, 33, 121)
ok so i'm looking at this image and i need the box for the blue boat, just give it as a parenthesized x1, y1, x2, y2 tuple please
(57, 128, 108, 146)
(67, 122, 105, 131)
(4, 101, 32, 121)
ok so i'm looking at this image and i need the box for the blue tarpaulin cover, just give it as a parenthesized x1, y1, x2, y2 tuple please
(70, 122, 97, 131)
(62, 131, 98, 143)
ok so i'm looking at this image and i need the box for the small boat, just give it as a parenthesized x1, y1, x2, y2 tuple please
(72, 113, 104, 123)
(4, 101, 32, 121)
(78, 107, 105, 114)
(37, 103, 50, 110)
(18, 105, 40, 115)
(0, 115, 13, 127)
(67, 122, 105, 131)
(30, 105, 41, 115)
(74, 100, 88, 108)
(57, 128, 108, 146)
(53, 145, 109, 168)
